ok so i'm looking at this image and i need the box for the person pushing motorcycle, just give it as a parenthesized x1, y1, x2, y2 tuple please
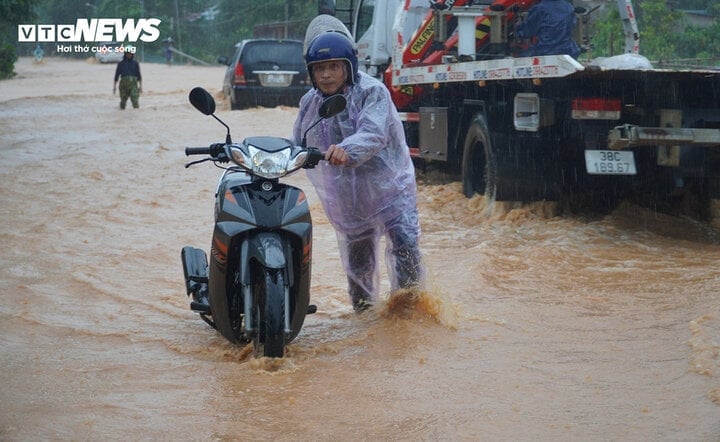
(292, 21, 425, 312)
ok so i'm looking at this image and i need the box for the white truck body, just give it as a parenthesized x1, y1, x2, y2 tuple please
(328, 0, 720, 211)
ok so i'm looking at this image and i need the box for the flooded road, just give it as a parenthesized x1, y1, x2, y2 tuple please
(1, 57, 718, 440)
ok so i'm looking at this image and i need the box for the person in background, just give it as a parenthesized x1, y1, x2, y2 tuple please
(515, 0, 581, 59)
(292, 20, 425, 313)
(113, 50, 142, 109)
(33, 44, 44, 63)
(163, 38, 174, 66)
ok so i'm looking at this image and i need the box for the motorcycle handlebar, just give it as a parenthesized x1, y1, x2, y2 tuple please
(185, 147, 211, 156)
(185, 144, 326, 168)
(185, 143, 226, 157)
(304, 147, 326, 169)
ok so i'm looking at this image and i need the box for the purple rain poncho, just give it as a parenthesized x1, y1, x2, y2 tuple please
(292, 70, 419, 236)
(292, 70, 424, 305)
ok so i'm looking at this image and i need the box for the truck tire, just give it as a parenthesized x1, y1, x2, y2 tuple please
(461, 116, 495, 199)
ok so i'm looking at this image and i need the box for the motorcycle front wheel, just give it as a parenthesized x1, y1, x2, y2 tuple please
(252, 268, 286, 358)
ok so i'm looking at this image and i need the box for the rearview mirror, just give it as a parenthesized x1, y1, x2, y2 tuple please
(318, 94, 346, 119)
(300, 94, 347, 148)
(189, 87, 216, 115)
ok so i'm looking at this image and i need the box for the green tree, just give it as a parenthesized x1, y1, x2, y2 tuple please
(209, 0, 318, 60)
(636, 0, 682, 61)
(589, 0, 719, 63)
(676, 20, 720, 66)
(0, 0, 38, 78)
(588, 6, 623, 57)
(40, 0, 93, 23)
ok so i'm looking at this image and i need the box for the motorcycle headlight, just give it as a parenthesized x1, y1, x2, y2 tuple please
(251, 147, 288, 178)
(231, 145, 307, 179)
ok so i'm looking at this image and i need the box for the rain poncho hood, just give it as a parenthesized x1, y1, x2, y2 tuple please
(516, 0, 580, 59)
(304, 14, 354, 53)
(292, 71, 418, 235)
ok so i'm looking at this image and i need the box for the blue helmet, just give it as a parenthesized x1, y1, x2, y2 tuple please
(305, 30, 358, 86)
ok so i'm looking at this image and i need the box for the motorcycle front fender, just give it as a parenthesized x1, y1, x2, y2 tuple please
(240, 232, 286, 284)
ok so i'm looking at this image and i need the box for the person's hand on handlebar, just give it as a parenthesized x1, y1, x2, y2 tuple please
(325, 144, 348, 166)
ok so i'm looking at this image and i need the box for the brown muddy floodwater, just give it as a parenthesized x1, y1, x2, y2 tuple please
(1, 57, 719, 440)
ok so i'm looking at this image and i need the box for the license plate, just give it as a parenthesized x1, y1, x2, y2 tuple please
(265, 74, 285, 84)
(255, 70, 297, 87)
(584, 150, 637, 175)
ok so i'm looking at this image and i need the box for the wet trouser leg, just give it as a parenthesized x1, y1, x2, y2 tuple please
(385, 210, 424, 292)
(119, 76, 139, 109)
(339, 210, 424, 311)
(343, 230, 379, 311)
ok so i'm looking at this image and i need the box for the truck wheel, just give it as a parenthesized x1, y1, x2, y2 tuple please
(461, 116, 495, 199)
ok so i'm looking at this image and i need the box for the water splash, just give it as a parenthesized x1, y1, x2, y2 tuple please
(380, 287, 460, 329)
(249, 356, 300, 374)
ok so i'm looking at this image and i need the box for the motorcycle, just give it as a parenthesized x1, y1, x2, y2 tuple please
(181, 87, 346, 358)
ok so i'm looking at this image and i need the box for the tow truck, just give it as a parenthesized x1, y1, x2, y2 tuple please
(323, 0, 720, 213)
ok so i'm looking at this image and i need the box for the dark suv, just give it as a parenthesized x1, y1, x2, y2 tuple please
(218, 39, 311, 110)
